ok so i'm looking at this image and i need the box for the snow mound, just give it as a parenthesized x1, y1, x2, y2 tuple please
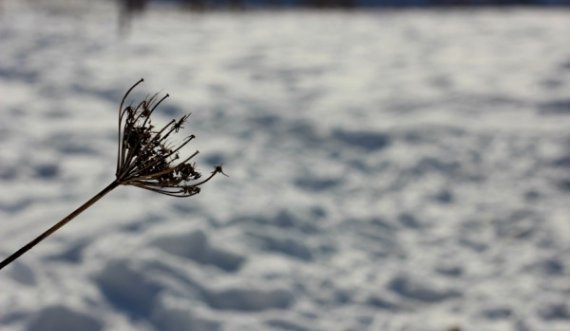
(27, 306, 102, 331)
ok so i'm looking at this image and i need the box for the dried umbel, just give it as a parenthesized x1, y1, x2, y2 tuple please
(116, 79, 224, 196)
(0, 79, 224, 270)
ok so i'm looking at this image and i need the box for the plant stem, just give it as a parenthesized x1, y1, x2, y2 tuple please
(0, 180, 120, 271)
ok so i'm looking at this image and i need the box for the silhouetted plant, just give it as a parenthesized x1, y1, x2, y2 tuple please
(0, 79, 224, 271)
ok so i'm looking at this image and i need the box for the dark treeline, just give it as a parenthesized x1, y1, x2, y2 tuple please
(120, 0, 570, 10)
(116, 0, 570, 32)
(117, 0, 569, 32)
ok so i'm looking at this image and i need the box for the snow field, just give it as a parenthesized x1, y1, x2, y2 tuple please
(0, 2, 569, 330)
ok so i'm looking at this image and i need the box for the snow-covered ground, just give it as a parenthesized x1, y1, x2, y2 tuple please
(1, 1, 569, 330)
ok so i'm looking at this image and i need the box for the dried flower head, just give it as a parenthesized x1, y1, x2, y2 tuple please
(115, 78, 225, 197)
(0, 79, 226, 271)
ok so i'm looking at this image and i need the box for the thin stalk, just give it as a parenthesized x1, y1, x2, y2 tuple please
(0, 180, 120, 271)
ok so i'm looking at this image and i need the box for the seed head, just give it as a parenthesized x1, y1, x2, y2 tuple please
(115, 79, 222, 197)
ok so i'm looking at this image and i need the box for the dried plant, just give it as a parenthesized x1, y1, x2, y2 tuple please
(0, 79, 224, 271)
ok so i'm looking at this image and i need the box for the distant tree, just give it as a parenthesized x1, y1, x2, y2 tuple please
(120, 0, 147, 14)
(228, 0, 245, 10)
(181, 0, 207, 10)
(305, 0, 354, 7)
(118, 0, 147, 34)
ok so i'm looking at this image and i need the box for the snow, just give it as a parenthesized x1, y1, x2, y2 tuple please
(1, 1, 569, 331)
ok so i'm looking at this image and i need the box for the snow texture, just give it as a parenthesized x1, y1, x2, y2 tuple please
(0, 1, 569, 331)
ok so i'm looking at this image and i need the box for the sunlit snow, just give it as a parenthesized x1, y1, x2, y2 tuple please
(0, 1, 569, 331)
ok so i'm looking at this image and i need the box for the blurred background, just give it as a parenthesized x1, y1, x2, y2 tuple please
(0, 1, 569, 331)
